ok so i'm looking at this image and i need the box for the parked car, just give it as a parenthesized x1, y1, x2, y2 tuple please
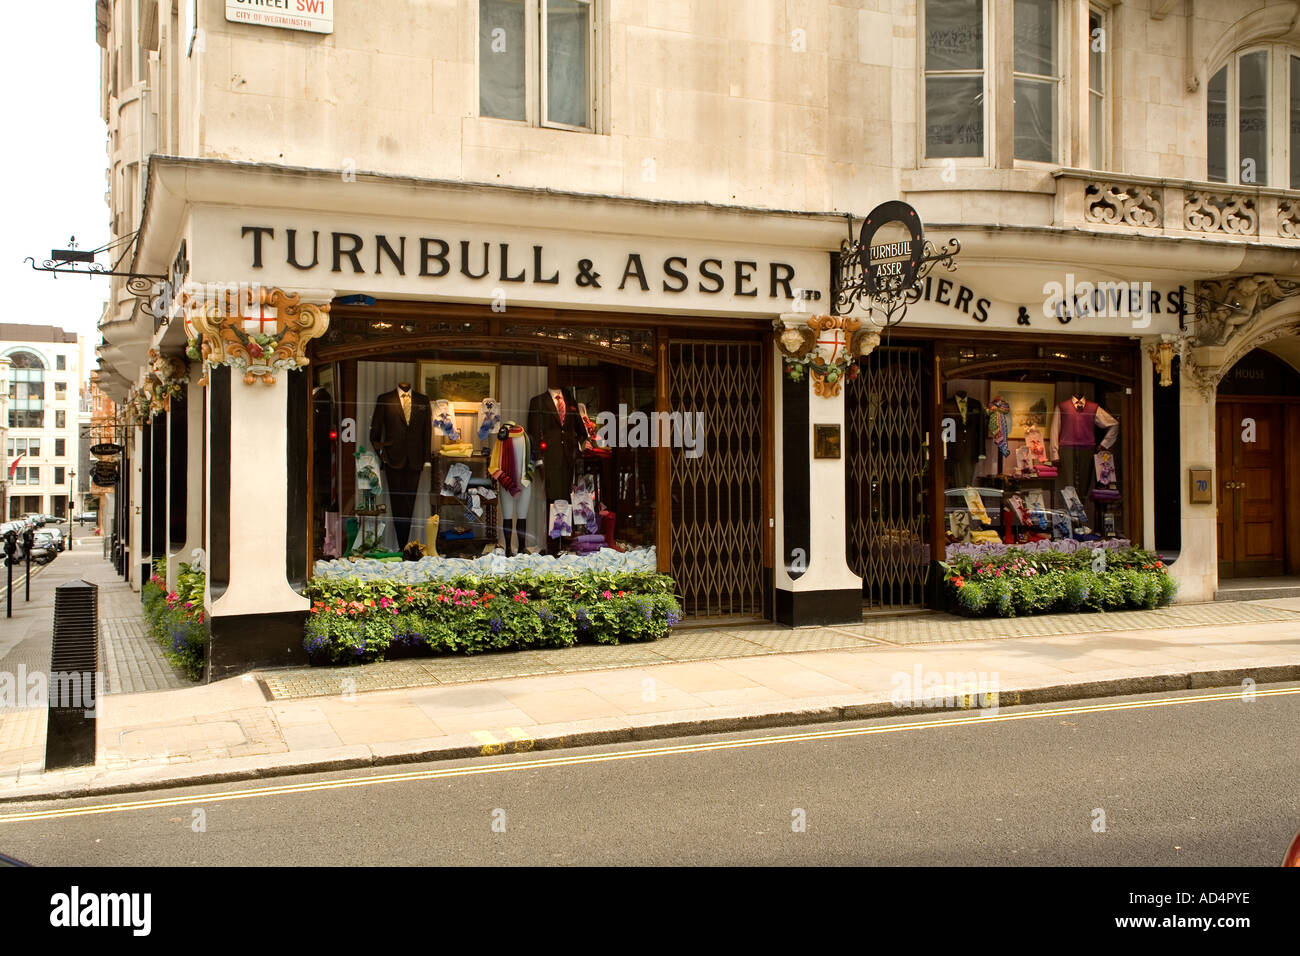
(22, 513, 46, 527)
(74, 512, 98, 525)
(30, 531, 58, 564)
(44, 527, 66, 552)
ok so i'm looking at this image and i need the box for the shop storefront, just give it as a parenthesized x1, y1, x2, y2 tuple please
(837, 259, 1189, 612)
(116, 158, 852, 675)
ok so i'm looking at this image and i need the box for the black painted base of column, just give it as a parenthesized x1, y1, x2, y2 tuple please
(774, 587, 862, 627)
(209, 610, 309, 680)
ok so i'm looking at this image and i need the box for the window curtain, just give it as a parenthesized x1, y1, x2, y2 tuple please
(480, 0, 526, 121)
(545, 0, 590, 127)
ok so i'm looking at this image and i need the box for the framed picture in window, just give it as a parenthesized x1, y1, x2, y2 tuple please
(419, 362, 498, 413)
(990, 380, 1055, 439)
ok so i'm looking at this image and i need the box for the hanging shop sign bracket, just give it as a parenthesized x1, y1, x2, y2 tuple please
(23, 233, 166, 300)
(831, 203, 961, 327)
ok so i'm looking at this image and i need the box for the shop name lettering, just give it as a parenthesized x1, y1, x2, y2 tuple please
(241, 227, 799, 299)
(917, 274, 1189, 325)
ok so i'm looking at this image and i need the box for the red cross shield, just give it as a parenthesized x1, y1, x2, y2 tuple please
(816, 325, 847, 364)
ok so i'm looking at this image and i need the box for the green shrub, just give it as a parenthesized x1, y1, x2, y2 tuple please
(303, 576, 682, 665)
(141, 559, 208, 680)
(943, 549, 1177, 619)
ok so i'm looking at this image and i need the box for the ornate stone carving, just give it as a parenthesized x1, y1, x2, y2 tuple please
(1184, 191, 1257, 235)
(185, 286, 331, 386)
(1280, 198, 1300, 238)
(773, 314, 865, 398)
(1084, 181, 1163, 227)
(1193, 274, 1300, 347)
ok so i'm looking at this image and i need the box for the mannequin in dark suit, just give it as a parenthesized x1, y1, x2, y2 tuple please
(369, 383, 432, 549)
(942, 390, 986, 488)
(527, 386, 588, 554)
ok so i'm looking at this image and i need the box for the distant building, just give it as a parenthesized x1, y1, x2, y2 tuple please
(1, 324, 84, 520)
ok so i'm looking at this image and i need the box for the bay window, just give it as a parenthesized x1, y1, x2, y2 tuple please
(923, 0, 1064, 164)
(924, 0, 986, 158)
(1013, 0, 1058, 162)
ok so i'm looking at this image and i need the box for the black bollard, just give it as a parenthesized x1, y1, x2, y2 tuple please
(3, 532, 13, 619)
(45, 580, 100, 770)
(23, 528, 33, 602)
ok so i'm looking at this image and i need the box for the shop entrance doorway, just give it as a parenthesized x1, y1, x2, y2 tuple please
(1214, 346, 1300, 579)
(845, 343, 934, 609)
(1215, 400, 1287, 579)
(667, 339, 765, 619)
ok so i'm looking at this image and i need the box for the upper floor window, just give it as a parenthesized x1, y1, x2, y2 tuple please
(923, 0, 1061, 163)
(1013, 0, 1058, 162)
(479, 0, 597, 132)
(6, 438, 40, 458)
(924, 0, 985, 158)
(54, 439, 66, 458)
(1207, 46, 1300, 188)
(1088, 6, 1106, 169)
(56, 355, 66, 370)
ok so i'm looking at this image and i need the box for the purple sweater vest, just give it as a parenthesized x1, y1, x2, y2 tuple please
(1057, 400, 1100, 448)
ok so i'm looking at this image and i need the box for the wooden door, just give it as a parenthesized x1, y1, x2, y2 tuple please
(1216, 401, 1286, 577)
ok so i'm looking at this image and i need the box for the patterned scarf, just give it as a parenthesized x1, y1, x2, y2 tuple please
(987, 397, 1011, 457)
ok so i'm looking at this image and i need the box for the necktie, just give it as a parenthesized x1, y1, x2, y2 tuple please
(556, 393, 565, 422)
(401, 391, 411, 424)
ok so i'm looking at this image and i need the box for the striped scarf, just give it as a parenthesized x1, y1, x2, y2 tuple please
(987, 397, 1011, 457)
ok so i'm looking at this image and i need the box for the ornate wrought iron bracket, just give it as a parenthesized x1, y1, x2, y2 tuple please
(831, 212, 961, 326)
(24, 234, 165, 301)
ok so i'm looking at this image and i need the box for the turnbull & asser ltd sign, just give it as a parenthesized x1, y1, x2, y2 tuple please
(220, 215, 816, 313)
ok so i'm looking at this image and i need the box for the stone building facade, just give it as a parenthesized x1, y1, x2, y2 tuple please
(93, 0, 1300, 675)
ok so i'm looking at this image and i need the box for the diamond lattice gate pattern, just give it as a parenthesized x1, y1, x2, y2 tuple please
(668, 340, 765, 619)
(846, 344, 932, 608)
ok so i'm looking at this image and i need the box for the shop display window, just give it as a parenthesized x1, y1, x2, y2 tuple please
(939, 356, 1131, 552)
(309, 340, 657, 568)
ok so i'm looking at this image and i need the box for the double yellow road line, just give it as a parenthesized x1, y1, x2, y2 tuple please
(1, 686, 1295, 825)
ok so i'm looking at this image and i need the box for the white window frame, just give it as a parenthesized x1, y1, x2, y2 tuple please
(1207, 45, 1300, 187)
(1011, 0, 1064, 166)
(539, 0, 596, 132)
(919, 0, 993, 166)
(1087, 4, 1108, 170)
(477, 0, 601, 134)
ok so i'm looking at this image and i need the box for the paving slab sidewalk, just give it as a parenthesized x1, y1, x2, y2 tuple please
(2, 594, 1299, 803)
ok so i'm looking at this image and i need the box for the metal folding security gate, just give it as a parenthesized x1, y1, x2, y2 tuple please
(668, 340, 765, 619)
(845, 344, 932, 608)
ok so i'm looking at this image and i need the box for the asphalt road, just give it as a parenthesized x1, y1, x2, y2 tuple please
(1, 683, 1297, 866)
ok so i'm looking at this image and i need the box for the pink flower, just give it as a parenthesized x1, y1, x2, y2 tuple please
(602, 590, 612, 599)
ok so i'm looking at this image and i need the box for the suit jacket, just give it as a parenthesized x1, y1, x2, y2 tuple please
(943, 394, 986, 467)
(370, 388, 432, 472)
(527, 389, 587, 499)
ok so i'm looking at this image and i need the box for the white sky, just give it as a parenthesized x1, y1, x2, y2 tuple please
(1, 1, 109, 383)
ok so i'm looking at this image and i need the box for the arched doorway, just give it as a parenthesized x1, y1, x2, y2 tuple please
(1214, 346, 1300, 578)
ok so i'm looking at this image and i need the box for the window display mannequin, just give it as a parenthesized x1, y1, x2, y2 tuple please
(527, 385, 588, 555)
(1049, 394, 1118, 498)
(942, 389, 986, 488)
(369, 382, 432, 550)
(490, 421, 534, 556)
